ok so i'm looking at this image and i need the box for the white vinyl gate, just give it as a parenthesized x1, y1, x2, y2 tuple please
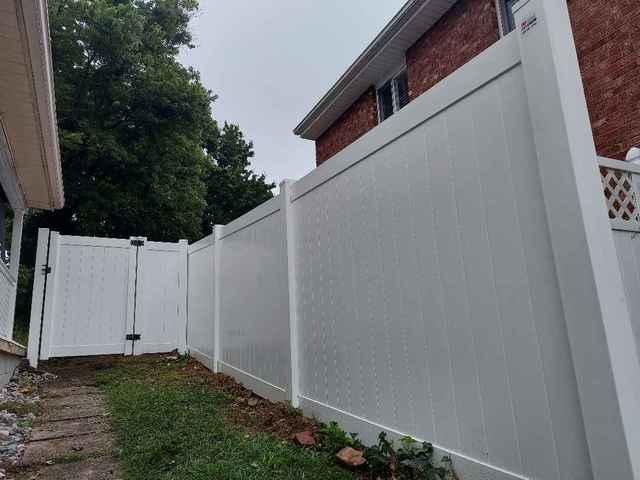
(27, 230, 187, 364)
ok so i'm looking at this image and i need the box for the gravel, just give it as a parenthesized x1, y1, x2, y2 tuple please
(0, 363, 56, 477)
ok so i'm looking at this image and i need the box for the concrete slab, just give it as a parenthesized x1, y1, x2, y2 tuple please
(30, 417, 110, 442)
(37, 404, 106, 424)
(43, 386, 101, 398)
(20, 433, 114, 467)
(15, 456, 122, 480)
(42, 393, 104, 409)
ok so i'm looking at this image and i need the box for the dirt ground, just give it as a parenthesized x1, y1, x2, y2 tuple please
(7, 355, 326, 480)
(11, 356, 124, 480)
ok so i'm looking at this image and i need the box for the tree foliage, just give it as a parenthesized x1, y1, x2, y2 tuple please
(14, 0, 275, 340)
(27, 0, 274, 252)
(203, 123, 274, 230)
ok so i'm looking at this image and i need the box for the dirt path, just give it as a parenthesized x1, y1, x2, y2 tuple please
(13, 357, 122, 480)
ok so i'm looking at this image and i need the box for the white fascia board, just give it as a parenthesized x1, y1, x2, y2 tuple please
(19, 0, 64, 210)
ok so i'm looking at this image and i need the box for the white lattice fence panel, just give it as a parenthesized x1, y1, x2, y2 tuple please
(600, 166, 640, 231)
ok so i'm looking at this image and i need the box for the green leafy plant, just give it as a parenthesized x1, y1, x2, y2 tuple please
(364, 433, 454, 479)
(316, 422, 455, 479)
(317, 421, 363, 454)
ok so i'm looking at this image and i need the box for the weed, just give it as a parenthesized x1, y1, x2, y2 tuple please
(364, 433, 453, 480)
(318, 422, 455, 479)
(17, 418, 33, 429)
(317, 421, 363, 454)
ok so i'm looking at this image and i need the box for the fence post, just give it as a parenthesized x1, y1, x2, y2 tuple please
(515, 0, 640, 478)
(178, 239, 188, 355)
(27, 228, 49, 367)
(280, 180, 300, 408)
(213, 225, 223, 373)
(38, 231, 60, 362)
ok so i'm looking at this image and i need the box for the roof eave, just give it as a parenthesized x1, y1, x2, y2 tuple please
(294, 0, 457, 141)
(21, 0, 64, 210)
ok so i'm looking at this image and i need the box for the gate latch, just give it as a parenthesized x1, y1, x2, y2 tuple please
(41, 265, 51, 275)
(126, 334, 141, 341)
(130, 239, 144, 247)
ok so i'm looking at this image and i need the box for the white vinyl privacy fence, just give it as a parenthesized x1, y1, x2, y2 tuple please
(27, 1, 640, 479)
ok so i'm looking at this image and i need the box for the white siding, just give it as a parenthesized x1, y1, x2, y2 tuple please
(0, 265, 16, 339)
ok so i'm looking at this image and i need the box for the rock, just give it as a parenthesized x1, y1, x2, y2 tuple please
(294, 431, 316, 446)
(0, 365, 52, 468)
(247, 398, 259, 407)
(336, 447, 366, 467)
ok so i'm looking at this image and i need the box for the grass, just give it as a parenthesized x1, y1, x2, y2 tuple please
(96, 359, 352, 480)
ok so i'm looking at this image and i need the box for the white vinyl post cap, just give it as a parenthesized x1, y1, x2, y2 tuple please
(626, 146, 640, 164)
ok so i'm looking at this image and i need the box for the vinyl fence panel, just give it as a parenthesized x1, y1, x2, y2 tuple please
(218, 197, 290, 401)
(187, 235, 216, 370)
(290, 44, 589, 478)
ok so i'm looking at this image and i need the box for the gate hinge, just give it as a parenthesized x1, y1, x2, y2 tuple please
(126, 333, 141, 341)
(41, 265, 51, 275)
(131, 239, 144, 247)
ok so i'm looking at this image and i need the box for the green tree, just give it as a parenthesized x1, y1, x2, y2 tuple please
(16, 0, 275, 336)
(202, 123, 275, 230)
(32, 0, 215, 244)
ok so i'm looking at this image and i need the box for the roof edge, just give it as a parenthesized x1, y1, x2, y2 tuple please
(294, 0, 460, 141)
(20, 0, 64, 210)
(294, 0, 427, 139)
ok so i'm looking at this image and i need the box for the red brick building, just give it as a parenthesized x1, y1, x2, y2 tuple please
(294, 0, 640, 167)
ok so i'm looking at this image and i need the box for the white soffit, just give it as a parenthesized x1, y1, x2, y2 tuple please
(294, 0, 457, 141)
(0, 0, 64, 210)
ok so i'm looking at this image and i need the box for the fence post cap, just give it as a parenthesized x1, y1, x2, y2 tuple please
(626, 147, 640, 164)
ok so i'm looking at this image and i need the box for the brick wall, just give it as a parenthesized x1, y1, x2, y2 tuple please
(315, 0, 640, 165)
(315, 0, 500, 166)
(569, 0, 640, 160)
(406, 0, 499, 100)
(315, 87, 378, 166)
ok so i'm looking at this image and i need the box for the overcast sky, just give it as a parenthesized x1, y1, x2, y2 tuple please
(179, 1, 406, 186)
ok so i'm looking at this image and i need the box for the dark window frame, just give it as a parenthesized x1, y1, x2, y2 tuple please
(499, 0, 518, 35)
(376, 69, 410, 123)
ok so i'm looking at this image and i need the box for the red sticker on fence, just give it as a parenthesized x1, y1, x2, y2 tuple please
(520, 14, 538, 35)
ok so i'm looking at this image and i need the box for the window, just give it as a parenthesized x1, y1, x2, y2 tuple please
(377, 70, 410, 123)
(498, 0, 518, 35)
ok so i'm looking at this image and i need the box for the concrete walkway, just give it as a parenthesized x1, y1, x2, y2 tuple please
(14, 358, 122, 480)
